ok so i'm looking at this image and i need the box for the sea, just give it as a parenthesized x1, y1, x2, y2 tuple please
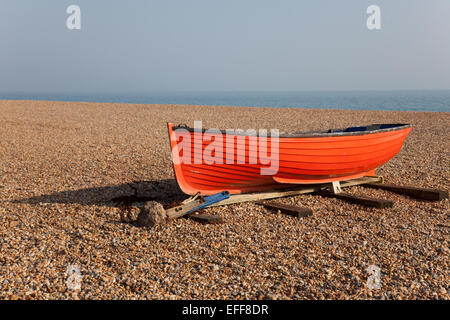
(1, 90, 449, 112)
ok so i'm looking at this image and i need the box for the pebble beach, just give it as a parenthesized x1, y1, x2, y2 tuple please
(0, 100, 448, 300)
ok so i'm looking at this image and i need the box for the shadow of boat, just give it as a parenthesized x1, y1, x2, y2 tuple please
(9, 179, 186, 207)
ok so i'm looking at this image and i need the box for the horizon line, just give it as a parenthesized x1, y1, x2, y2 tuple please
(1, 89, 450, 95)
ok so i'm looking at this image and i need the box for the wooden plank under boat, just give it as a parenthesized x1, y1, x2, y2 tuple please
(167, 122, 411, 195)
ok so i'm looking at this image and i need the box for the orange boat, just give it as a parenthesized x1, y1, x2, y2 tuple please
(167, 123, 411, 195)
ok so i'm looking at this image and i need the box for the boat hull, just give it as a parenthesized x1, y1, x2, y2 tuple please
(167, 123, 411, 195)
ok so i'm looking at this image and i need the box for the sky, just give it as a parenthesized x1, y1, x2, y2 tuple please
(0, 0, 449, 93)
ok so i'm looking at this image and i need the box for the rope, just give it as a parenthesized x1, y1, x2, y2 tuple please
(182, 192, 201, 204)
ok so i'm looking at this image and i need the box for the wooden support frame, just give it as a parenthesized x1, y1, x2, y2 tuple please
(362, 182, 449, 201)
(165, 191, 230, 219)
(209, 176, 383, 207)
(162, 177, 446, 220)
(318, 192, 394, 209)
(331, 181, 343, 194)
(255, 201, 313, 218)
(166, 198, 206, 219)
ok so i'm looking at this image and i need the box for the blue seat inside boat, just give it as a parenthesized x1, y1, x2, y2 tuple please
(345, 126, 368, 132)
(344, 124, 400, 132)
(325, 124, 405, 134)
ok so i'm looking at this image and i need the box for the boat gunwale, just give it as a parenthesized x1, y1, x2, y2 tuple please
(171, 123, 411, 138)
